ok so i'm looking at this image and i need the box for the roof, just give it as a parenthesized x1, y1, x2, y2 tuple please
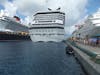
(34, 11, 65, 16)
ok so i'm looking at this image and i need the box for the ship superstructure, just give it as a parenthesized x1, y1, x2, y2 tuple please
(29, 11, 65, 42)
(72, 10, 100, 40)
(0, 14, 30, 40)
(0, 16, 28, 32)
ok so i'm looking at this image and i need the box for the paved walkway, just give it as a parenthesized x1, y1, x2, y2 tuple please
(67, 42, 100, 75)
(76, 43, 100, 54)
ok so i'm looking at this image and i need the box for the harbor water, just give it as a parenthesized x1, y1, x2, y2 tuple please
(0, 41, 86, 75)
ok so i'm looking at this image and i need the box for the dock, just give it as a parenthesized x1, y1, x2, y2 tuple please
(67, 40, 100, 75)
(0, 31, 31, 40)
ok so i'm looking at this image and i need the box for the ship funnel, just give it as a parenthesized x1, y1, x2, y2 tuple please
(13, 16, 20, 21)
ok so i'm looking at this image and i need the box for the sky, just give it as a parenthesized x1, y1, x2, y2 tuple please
(0, 0, 100, 35)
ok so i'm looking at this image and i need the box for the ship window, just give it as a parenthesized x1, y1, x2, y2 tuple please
(38, 30, 40, 32)
(42, 30, 44, 32)
(48, 29, 50, 32)
(36, 30, 37, 32)
(93, 24, 95, 25)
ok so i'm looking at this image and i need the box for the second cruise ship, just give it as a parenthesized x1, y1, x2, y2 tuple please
(0, 13, 30, 40)
(72, 9, 100, 41)
(29, 10, 65, 42)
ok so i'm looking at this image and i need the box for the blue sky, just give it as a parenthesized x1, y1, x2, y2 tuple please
(0, 5, 4, 10)
(87, 0, 100, 14)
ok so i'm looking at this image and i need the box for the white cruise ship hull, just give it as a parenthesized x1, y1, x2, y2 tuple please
(79, 26, 100, 39)
(29, 29, 65, 42)
(88, 26, 100, 37)
(30, 35, 64, 42)
(0, 16, 28, 32)
(73, 10, 100, 39)
(0, 19, 9, 30)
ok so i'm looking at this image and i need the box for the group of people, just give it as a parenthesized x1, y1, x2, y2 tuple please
(83, 38, 100, 46)
(88, 38, 100, 46)
(71, 37, 100, 47)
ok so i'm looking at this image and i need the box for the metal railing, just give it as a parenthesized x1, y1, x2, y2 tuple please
(67, 40, 100, 64)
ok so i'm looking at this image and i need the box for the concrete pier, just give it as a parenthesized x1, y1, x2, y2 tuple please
(67, 41, 100, 75)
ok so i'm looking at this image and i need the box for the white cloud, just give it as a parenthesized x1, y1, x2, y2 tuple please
(96, 8, 100, 13)
(0, 1, 17, 17)
(13, 0, 47, 16)
(77, 15, 88, 24)
(47, 0, 88, 24)
(0, 9, 9, 16)
(65, 25, 76, 36)
(3, 2, 17, 17)
(0, 0, 88, 34)
(0, 0, 6, 5)
(21, 16, 33, 26)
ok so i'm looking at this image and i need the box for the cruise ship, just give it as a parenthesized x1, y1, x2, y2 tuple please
(29, 11, 65, 42)
(0, 16, 28, 32)
(72, 10, 100, 40)
(0, 14, 30, 40)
